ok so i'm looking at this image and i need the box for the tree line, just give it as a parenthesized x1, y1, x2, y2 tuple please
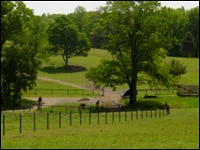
(41, 4, 199, 58)
(1, 1, 198, 107)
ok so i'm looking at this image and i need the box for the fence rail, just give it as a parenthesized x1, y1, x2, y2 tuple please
(22, 88, 97, 96)
(22, 87, 200, 97)
(1, 107, 170, 135)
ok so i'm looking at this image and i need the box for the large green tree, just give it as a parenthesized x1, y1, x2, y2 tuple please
(86, 1, 175, 105)
(47, 15, 91, 66)
(1, 2, 49, 107)
(1, 40, 40, 106)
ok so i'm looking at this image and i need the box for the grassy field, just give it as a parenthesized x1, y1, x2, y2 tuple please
(23, 48, 199, 97)
(1, 95, 199, 148)
(2, 48, 199, 149)
(38, 48, 112, 87)
(1, 107, 199, 149)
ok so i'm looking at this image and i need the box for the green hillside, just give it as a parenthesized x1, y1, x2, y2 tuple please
(24, 48, 199, 97)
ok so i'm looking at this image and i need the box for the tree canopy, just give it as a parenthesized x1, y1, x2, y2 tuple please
(1, 1, 50, 107)
(1, 1, 33, 52)
(86, 1, 175, 105)
(47, 15, 91, 66)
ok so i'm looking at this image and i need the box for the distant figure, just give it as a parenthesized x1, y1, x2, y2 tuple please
(164, 102, 170, 115)
(38, 97, 42, 103)
(37, 97, 42, 110)
(96, 100, 100, 108)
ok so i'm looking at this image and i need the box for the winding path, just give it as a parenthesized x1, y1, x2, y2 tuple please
(37, 76, 89, 90)
(25, 76, 121, 107)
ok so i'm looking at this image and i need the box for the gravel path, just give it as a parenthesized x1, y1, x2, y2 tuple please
(27, 91, 121, 107)
(25, 76, 122, 109)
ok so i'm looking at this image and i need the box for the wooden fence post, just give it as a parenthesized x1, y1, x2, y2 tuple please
(80, 110, 82, 125)
(112, 111, 114, 123)
(125, 110, 127, 121)
(47, 112, 49, 130)
(70, 111, 72, 126)
(51, 105, 53, 112)
(3, 115, 5, 135)
(146, 110, 148, 118)
(105, 111, 107, 124)
(34, 112, 36, 131)
(119, 110, 121, 122)
(141, 110, 143, 119)
(59, 111, 61, 128)
(159, 109, 161, 117)
(131, 109, 133, 120)
(97, 111, 99, 124)
(19, 113, 22, 133)
(136, 109, 138, 119)
(89, 107, 91, 125)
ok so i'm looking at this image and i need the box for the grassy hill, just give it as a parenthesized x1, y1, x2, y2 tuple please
(23, 48, 199, 98)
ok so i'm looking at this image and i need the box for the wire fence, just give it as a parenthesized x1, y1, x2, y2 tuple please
(22, 88, 97, 96)
(1, 106, 170, 135)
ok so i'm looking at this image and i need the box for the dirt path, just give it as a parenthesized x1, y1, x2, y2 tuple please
(37, 76, 89, 90)
(27, 76, 122, 107)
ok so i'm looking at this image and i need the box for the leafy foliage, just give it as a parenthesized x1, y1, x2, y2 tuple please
(169, 59, 187, 76)
(1, 2, 50, 107)
(47, 15, 91, 66)
(1, 1, 33, 51)
(86, 1, 175, 105)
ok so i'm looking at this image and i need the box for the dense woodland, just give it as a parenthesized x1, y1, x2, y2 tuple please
(1, 1, 199, 107)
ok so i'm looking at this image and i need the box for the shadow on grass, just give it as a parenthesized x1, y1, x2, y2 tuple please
(124, 100, 164, 110)
(1, 98, 37, 111)
(40, 65, 87, 74)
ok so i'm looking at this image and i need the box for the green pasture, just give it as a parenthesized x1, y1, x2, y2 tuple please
(1, 107, 199, 149)
(38, 48, 112, 87)
(24, 48, 199, 98)
(165, 56, 199, 85)
(2, 48, 199, 148)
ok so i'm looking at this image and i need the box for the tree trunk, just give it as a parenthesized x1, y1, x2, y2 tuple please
(62, 54, 69, 66)
(128, 78, 137, 106)
(65, 57, 68, 67)
(129, 27, 138, 106)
